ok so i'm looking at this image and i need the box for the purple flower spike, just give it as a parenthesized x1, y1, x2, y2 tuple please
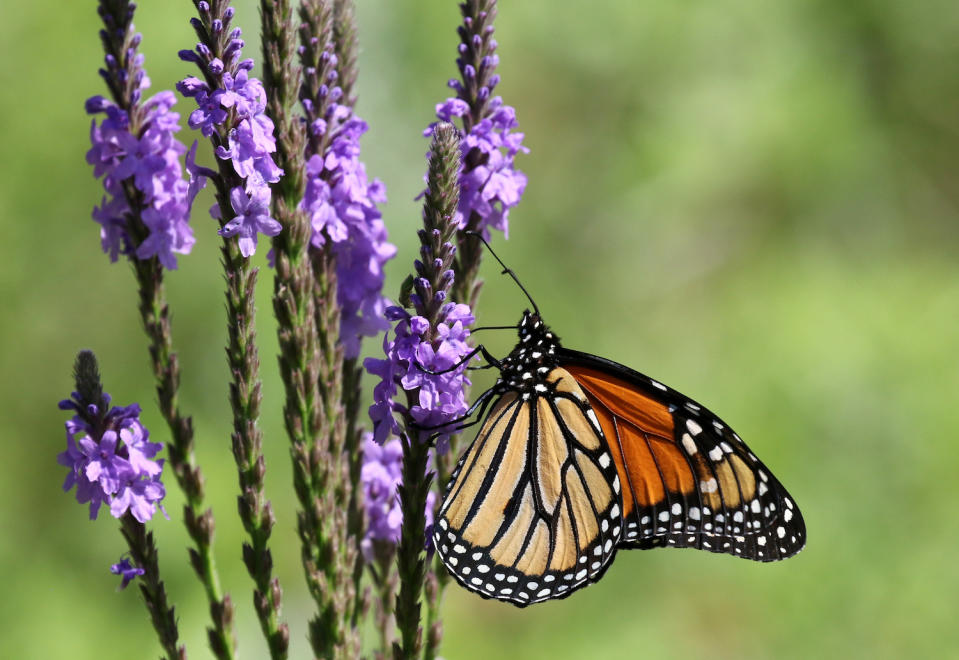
(299, 109, 394, 358)
(425, 96, 527, 241)
(178, 7, 283, 257)
(424, 0, 528, 241)
(58, 390, 166, 523)
(366, 125, 474, 451)
(365, 303, 476, 452)
(85, 17, 197, 270)
(110, 557, 145, 589)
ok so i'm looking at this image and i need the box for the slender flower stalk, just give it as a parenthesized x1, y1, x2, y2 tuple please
(422, 5, 528, 647)
(84, 2, 233, 656)
(260, 0, 358, 656)
(177, 3, 288, 657)
(424, 0, 527, 475)
(57, 350, 184, 660)
(330, 0, 383, 634)
(292, 0, 393, 654)
(119, 514, 187, 660)
(364, 123, 472, 660)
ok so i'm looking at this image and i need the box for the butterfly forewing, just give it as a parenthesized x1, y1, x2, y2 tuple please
(560, 351, 806, 561)
(434, 367, 623, 607)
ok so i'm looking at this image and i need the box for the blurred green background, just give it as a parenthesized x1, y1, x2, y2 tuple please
(2, 0, 958, 658)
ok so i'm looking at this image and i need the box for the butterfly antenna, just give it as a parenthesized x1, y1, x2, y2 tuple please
(465, 231, 540, 315)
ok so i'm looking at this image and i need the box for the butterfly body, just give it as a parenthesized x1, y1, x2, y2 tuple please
(434, 311, 805, 607)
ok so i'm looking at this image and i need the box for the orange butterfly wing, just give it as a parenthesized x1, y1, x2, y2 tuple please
(560, 350, 806, 561)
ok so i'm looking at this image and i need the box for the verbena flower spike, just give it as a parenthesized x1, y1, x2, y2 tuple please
(292, 1, 394, 654)
(364, 122, 471, 659)
(58, 350, 184, 660)
(178, 2, 289, 656)
(84, 2, 234, 656)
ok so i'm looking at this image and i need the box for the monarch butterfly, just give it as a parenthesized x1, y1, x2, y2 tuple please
(431, 244, 806, 607)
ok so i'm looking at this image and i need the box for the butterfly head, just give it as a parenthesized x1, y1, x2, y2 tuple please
(495, 311, 563, 395)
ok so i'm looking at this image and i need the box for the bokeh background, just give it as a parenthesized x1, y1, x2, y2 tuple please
(2, 0, 958, 658)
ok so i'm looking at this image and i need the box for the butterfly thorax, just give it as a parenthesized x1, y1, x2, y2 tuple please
(496, 311, 562, 397)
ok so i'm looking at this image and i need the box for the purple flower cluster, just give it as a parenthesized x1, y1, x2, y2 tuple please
(110, 556, 145, 590)
(177, 7, 282, 257)
(365, 303, 475, 452)
(86, 91, 204, 269)
(57, 392, 166, 523)
(360, 433, 436, 560)
(301, 115, 395, 358)
(426, 97, 527, 240)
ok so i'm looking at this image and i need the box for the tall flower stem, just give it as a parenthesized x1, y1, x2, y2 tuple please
(330, 0, 369, 631)
(260, 0, 360, 658)
(393, 123, 463, 660)
(61, 351, 184, 660)
(424, 5, 527, 644)
(130, 230, 236, 659)
(342, 355, 367, 620)
(258, 1, 343, 654)
(90, 2, 234, 656)
(393, 433, 433, 660)
(367, 544, 398, 658)
(180, 3, 288, 657)
(120, 513, 187, 660)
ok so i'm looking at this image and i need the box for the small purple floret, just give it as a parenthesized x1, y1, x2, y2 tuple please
(218, 185, 282, 258)
(110, 557, 145, 589)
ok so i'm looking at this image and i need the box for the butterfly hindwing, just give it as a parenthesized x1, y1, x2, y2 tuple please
(433, 368, 623, 607)
(559, 349, 806, 561)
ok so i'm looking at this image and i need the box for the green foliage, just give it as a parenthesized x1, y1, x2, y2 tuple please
(3, 0, 957, 658)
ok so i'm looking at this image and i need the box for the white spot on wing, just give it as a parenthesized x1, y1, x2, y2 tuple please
(586, 409, 601, 430)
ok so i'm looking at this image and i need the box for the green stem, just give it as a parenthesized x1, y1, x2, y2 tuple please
(393, 433, 433, 660)
(120, 514, 187, 660)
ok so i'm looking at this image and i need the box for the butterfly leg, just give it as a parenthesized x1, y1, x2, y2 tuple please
(410, 386, 500, 435)
(414, 344, 502, 376)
